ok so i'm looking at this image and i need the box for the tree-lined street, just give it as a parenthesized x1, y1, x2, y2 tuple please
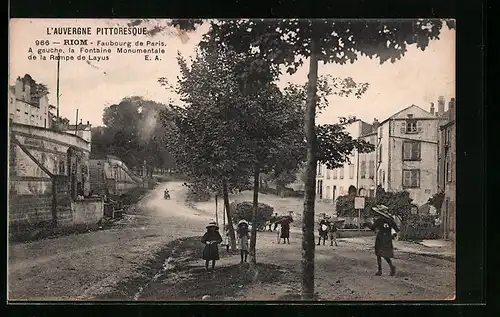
(8, 182, 454, 301)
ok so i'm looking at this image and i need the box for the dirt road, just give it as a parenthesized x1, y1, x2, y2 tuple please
(7, 182, 213, 301)
(8, 184, 455, 301)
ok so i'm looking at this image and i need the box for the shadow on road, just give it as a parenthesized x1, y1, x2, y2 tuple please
(98, 236, 285, 301)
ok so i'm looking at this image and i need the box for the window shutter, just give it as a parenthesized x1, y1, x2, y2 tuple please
(400, 121, 406, 134)
(417, 121, 423, 133)
(403, 142, 410, 160)
(403, 170, 410, 187)
(411, 142, 420, 160)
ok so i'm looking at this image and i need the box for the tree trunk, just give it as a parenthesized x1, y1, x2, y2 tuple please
(302, 37, 319, 301)
(222, 180, 237, 250)
(249, 164, 260, 264)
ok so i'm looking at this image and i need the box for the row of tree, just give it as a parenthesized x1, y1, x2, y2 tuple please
(150, 18, 455, 300)
(91, 97, 176, 176)
(157, 39, 375, 269)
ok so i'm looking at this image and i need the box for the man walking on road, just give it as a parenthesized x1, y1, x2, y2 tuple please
(371, 205, 399, 276)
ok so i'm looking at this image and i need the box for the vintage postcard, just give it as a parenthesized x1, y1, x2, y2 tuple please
(8, 18, 456, 301)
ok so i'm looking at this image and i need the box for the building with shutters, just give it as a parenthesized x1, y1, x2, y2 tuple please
(375, 100, 449, 206)
(438, 98, 456, 240)
(316, 119, 376, 203)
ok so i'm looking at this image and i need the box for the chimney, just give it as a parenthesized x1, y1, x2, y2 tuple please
(448, 98, 455, 121)
(437, 96, 445, 117)
(430, 102, 435, 115)
(372, 118, 379, 132)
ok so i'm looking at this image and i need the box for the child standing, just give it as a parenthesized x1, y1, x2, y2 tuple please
(236, 219, 250, 263)
(201, 221, 223, 272)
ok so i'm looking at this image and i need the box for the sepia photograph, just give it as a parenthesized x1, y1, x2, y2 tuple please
(8, 18, 456, 301)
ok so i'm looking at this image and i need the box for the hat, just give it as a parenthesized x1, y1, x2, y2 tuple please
(237, 219, 249, 227)
(372, 205, 392, 219)
(206, 221, 219, 229)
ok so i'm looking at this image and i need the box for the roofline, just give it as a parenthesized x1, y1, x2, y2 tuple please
(360, 131, 377, 137)
(9, 121, 90, 144)
(379, 104, 437, 125)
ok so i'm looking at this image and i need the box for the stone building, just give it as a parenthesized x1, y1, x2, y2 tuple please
(8, 77, 50, 128)
(438, 98, 456, 240)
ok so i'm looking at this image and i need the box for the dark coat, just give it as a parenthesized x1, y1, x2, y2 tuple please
(371, 216, 399, 258)
(280, 221, 290, 238)
(318, 220, 329, 237)
(201, 230, 223, 261)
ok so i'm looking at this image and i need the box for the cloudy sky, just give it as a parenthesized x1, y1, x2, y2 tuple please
(9, 19, 455, 127)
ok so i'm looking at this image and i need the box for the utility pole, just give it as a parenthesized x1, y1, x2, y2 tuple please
(56, 54, 60, 119)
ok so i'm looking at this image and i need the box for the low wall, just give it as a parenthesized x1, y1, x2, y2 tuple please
(71, 198, 104, 226)
(337, 229, 375, 238)
(9, 194, 53, 225)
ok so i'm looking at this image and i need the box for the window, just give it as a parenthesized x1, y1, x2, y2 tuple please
(339, 186, 344, 195)
(326, 169, 331, 179)
(368, 160, 375, 179)
(333, 169, 337, 179)
(326, 186, 331, 199)
(403, 169, 420, 188)
(445, 128, 452, 146)
(403, 141, 421, 161)
(349, 164, 354, 179)
(446, 158, 452, 182)
(317, 164, 322, 176)
(339, 167, 344, 179)
(401, 120, 423, 134)
(360, 161, 366, 179)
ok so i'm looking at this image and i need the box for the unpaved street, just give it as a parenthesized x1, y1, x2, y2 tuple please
(8, 182, 213, 300)
(8, 183, 455, 301)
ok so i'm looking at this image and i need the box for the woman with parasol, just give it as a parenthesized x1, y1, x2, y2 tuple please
(236, 219, 251, 263)
(201, 221, 223, 272)
(371, 205, 400, 276)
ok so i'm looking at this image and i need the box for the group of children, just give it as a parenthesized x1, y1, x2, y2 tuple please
(200, 219, 252, 272)
(201, 204, 400, 276)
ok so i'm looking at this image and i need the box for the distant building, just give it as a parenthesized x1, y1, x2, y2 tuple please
(375, 102, 447, 206)
(8, 77, 49, 128)
(317, 119, 376, 202)
(438, 98, 456, 241)
(63, 120, 92, 152)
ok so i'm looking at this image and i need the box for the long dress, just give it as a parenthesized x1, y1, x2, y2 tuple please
(238, 231, 250, 251)
(280, 220, 290, 239)
(201, 230, 223, 261)
(318, 221, 329, 238)
(371, 217, 399, 258)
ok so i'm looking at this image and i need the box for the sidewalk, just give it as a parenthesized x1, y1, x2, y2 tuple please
(338, 236, 456, 261)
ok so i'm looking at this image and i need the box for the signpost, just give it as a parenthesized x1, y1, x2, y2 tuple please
(354, 196, 365, 234)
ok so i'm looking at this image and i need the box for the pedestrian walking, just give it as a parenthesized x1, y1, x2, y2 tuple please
(280, 217, 291, 244)
(328, 221, 338, 247)
(317, 219, 329, 246)
(236, 219, 250, 263)
(223, 224, 231, 252)
(371, 205, 399, 276)
(201, 221, 223, 273)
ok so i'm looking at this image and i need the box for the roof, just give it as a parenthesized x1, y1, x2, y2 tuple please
(379, 104, 438, 125)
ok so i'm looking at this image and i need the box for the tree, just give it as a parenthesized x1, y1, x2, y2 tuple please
(199, 19, 455, 299)
(95, 96, 172, 174)
(134, 18, 455, 299)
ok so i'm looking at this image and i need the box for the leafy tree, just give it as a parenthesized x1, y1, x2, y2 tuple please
(198, 19, 455, 299)
(428, 191, 445, 215)
(135, 18, 455, 299)
(94, 96, 173, 174)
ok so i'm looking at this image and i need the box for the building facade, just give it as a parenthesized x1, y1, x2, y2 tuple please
(375, 104, 444, 206)
(316, 119, 376, 202)
(438, 98, 456, 241)
(63, 121, 92, 152)
(9, 78, 50, 128)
